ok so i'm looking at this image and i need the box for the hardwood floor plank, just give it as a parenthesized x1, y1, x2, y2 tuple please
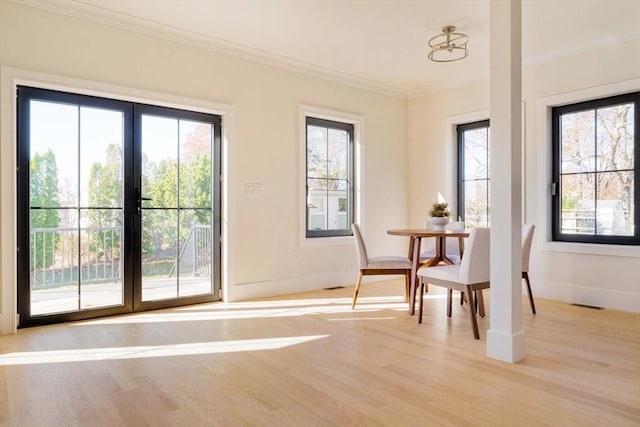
(0, 280, 638, 426)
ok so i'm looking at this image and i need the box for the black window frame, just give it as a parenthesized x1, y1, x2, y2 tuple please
(305, 116, 354, 238)
(552, 91, 640, 245)
(457, 119, 491, 227)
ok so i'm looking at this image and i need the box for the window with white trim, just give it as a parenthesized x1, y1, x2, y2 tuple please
(552, 91, 639, 245)
(457, 120, 490, 228)
(305, 116, 354, 238)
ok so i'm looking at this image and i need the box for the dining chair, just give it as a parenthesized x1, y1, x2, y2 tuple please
(522, 223, 536, 314)
(351, 223, 412, 309)
(418, 220, 465, 299)
(417, 227, 490, 339)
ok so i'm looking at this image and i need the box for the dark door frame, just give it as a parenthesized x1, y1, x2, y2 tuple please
(16, 86, 222, 327)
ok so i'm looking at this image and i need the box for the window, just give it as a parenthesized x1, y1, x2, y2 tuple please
(552, 91, 639, 245)
(458, 120, 490, 228)
(305, 116, 354, 238)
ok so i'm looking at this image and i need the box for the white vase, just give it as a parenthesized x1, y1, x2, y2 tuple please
(430, 216, 450, 231)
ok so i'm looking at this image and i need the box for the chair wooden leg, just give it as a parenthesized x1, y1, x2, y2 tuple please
(352, 271, 364, 309)
(403, 273, 410, 303)
(447, 289, 453, 317)
(523, 272, 536, 314)
(417, 276, 429, 295)
(418, 280, 425, 324)
(412, 275, 421, 314)
(460, 291, 466, 305)
(466, 285, 480, 339)
(476, 290, 485, 317)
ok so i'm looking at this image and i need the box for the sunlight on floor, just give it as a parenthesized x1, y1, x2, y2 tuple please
(73, 294, 447, 325)
(0, 335, 329, 365)
(3, 292, 445, 366)
(326, 316, 398, 321)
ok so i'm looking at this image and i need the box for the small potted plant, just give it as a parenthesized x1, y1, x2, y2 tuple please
(429, 201, 451, 230)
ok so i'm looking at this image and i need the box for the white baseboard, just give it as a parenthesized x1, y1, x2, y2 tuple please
(532, 280, 640, 313)
(226, 271, 354, 302)
(0, 309, 17, 335)
(227, 273, 640, 314)
(226, 270, 402, 302)
(486, 329, 527, 363)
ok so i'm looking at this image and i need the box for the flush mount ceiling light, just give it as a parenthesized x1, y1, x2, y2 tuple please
(428, 25, 469, 62)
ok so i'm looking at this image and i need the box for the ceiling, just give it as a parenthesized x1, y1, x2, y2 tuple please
(16, 0, 640, 98)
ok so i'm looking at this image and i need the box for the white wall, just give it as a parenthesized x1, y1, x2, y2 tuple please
(408, 38, 640, 313)
(2, 2, 636, 333)
(0, 1, 409, 330)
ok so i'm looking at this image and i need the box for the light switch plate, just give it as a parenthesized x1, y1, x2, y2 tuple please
(246, 183, 264, 196)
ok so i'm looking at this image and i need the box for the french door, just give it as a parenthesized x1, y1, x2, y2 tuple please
(17, 86, 222, 327)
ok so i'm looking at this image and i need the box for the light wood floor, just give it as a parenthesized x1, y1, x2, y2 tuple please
(0, 280, 638, 426)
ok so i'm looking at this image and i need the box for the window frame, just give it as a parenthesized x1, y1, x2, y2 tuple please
(457, 119, 491, 227)
(551, 91, 640, 245)
(15, 85, 224, 327)
(305, 116, 355, 238)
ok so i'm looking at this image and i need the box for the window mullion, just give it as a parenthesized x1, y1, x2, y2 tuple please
(590, 111, 597, 235)
(325, 132, 330, 231)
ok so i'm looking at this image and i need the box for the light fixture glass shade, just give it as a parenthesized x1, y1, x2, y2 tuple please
(428, 25, 469, 62)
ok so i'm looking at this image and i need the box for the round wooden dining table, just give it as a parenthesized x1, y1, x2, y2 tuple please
(387, 228, 470, 315)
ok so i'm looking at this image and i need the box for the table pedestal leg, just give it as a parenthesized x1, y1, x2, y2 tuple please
(408, 236, 421, 315)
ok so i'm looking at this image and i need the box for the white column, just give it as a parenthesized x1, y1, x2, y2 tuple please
(486, 0, 525, 363)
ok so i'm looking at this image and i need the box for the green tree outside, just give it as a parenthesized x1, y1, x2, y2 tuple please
(30, 149, 60, 268)
(87, 143, 123, 263)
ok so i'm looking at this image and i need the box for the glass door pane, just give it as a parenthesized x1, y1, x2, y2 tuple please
(140, 114, 214, 302)
(178, 120, 213, 297)
(27, 99, 125, 316)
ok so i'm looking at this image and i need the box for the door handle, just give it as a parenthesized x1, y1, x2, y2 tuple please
(136, 188, 152, 214)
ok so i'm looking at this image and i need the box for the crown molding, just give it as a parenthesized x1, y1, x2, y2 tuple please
(12, 0, 409, 99)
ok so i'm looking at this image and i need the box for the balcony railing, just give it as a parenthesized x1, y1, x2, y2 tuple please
(30, 226, 122, 289)
(30, 225, 212, 289)
(169, 225, 212, 277)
